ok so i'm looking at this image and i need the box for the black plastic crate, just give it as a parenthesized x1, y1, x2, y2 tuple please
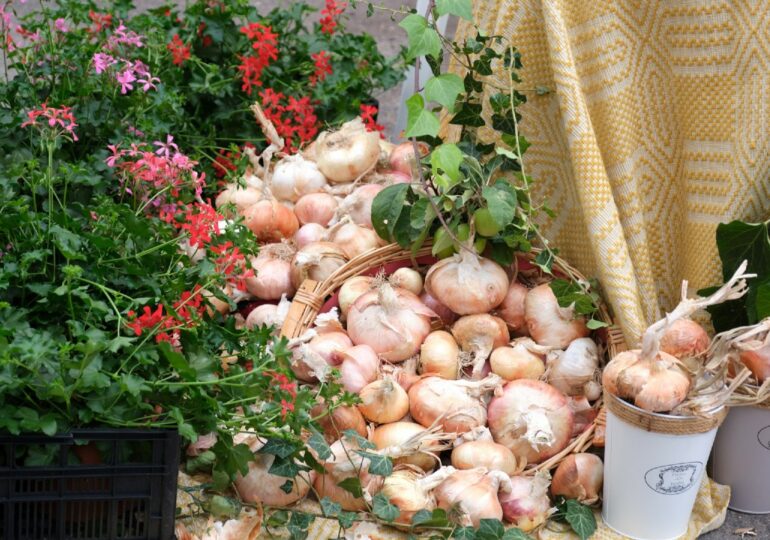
(0, 429, 179, 540)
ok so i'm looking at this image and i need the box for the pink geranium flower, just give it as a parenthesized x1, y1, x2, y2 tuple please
(116, 68, 136, 94)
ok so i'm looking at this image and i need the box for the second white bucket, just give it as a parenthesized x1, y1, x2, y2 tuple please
(602, 393, 726, 540)
(712, 404, 770, 513)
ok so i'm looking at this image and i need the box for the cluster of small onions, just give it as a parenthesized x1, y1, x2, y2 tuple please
(228, 249, 614, 531)
(210, 118, 427, 328)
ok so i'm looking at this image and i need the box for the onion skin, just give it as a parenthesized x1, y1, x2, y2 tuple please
(372, 422, 441, 471)
(425, 251, 509, 315)
(290, 242, 348, 289)
(419, 330, 460, 379)
(245, 303, 279, 329)
(451, 441, 518, 475)
(659, 319, 710, 359)
(294, 223, 326, 248)
(420, 291, 458, 325)
(490, 344, 545, 381)
(499, 475, 552, 532)
(546, 337, 599, 396)
(271, 155, 327, 203)
(338, 276, 374, 317)
(215, 184, 262, 212)
(294, 193, 338, 226)
(390, 267, 423, 295)
(434, 468, 509, 527)
(339, 184, 384, 229)
(497, 282, 529, 334)
(328, 222, 380, 259)
(487, 379, 574, 464)
(314, 438, 384, 511)
(315, 118, 380, 183)
(336, 344, 379, 393)
(389, 141, 429, 177)
(243, 199, 299, 241)
(740, 342, 770, 382)
(310, 403, 367, 444)
(246, 255, 295, 300)
(358, 377, 410, 423)
(408, 376, 498, 434)
(551, 453, 603, 505)
(525, 284, 589, 348)
(290, 332, 352, 382)
(452, 314, 510, 378)
(380, 468, 436, 525)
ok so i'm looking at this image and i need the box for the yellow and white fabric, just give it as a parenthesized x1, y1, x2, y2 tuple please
(448, 0, 770, 345)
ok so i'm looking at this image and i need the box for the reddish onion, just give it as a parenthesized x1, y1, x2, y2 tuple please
(659, 319, 710, 359)
(551, 453, 603, 504)
(243, 199, 299, 241)
(497, 281, 529, 334)
(294, 223, 326, 248)
(499, 474, 553, 531)
(420, 291, 458, 325)
(293, 192, 338, 226)
(434, 467, 511, 527)
(425, 250, 509, 315)
(525, 284, 589, 348)
(389, 141, 429, 177)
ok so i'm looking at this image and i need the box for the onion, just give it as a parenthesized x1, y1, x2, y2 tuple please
(290, 242, 348, 288)
(452, 314, 510, 378)
(601, 349, 690, 412)
(310, 402, 367, 444)
(434, 467, 511, 527)
(338, 276, 374, 317)
(551, 453, 603, 504)
(379, 467, 450, 525)
(452, 439, 518, 475)
(243, 199, 299, 241)
(372, 422, 446, 471)
(425, 250, 509, 315)
(409, 374, 502, 434)
(314, 437, 385, 511)
(740, 341, 770, 382)
(379, 169, 412, 185)
(568, 396, 599, 436)
(294, 192, 338, 226)
(327, 221, 380, 259)
(187, 432, 217, 456)
(245, 300, 289, 331)
(245, 244, 296, 300)
(270, 154, 327, 202)
(419, 330, 460, 379)
(233, 435, 315, 506)
(347, 282, 435, 362)
(390, 267, 423, 295)
(546, 337, 600, 396)
(290, 331, 352, 382)
(659, 319, 710, 359)
(499, 474, 553, 532)
(202, 286, 231, 316)
(215, 183, 262, 212)
(314, 118, 380, 183)
(389, 141, 429, 177)
(358, 376, 410, 423)
(525, 284, 589, 348)
(497, 282, 529, 334)
(487, 379, 574, 464)
(335, 345, 379, 393)
(490, 339, 546, 381)
(420, 291, 458, 326)
(294, 223, 326, 248)
(337, 184, 384, 229)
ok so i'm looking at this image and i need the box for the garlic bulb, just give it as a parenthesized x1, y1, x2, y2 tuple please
(390, 267, 423, 295)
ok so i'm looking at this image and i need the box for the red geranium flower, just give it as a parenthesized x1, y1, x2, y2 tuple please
(167, 34, 190, 66)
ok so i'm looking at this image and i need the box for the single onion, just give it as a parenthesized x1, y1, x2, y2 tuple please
(452, 439, 518, 475)
(419, 330, 460, 379)
(270, 154, 327, 202)
(499, 474, 553, 532)
(215, 183, 262, 212)
(490, 339, 546, 381)
(335, 344, 379, 393)
(497, 281, 529, 334)
(525, 284, 589, 348)
(390, 267, 423, 295)
(372, 422, 445, 471)
(337, 184, 384, 228)
(546, 337, 600, 397)
(327, 221, 380, 259)
(379, 169, 412, 185)
(314, 437, 385, 511)
(310, 402, 367, 444)
(234, 434, 315, 506)
(243, 199, 299, 241)
(294, 192, 338, 226)
(338, 276, 374, 317)
(487, 379, 574, 464)
(434, 467, 511, 527)
(294, 223, 326, 248)
(245, 244, 296, 300)
(740, 341, 770, 382)
(452, 314, 510, 378)
(409, 374, 502, 434)
(380, 467, 454, 525)
(551, 453, 603, 504)
(659, 319, 710, 359)
(425, 250, 509, 315)
(290, 242, 348, 288)
(358, 376, 410, 423)
(244, 297, 290, 333)
(389, 141, 429, 177)
(290, 331, 352, 382)
(420, 291, 458, 326)
(347, 282, 435, 362)
(314, 118, 380, 183)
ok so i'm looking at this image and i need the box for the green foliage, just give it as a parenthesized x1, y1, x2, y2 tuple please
(553, 497, 597, 540)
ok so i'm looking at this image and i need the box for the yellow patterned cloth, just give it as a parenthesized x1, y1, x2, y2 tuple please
(446, 0, 770, 345)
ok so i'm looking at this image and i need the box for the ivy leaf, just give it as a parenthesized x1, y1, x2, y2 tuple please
(268, 456, 299, 478)
(319, 497, 341, 518)
(307, 429, 332, 460)
(411, 508, 449, 528)
(476, 519, 505, 539)
(337, 477, 363, 498)
(356, 451, 393, 476)
(280, 479, 294, 494)
(399, 14, 441, 61)
(342, 429, 376, 449)
(371, 492, 400, 522)
(259, 438, 299, 459)
(452, 527, 477, 539)
(405, 94, 440, 138)
(450, 102, 484, 127)
(587, 318, 608, 330)
(337, 511, 357, 529)
(502, 529, 533, 540)
(371, 184, 410, 242)
(425, 74, 464, 112)
(435, 0, 473, 20)
(534, 250, 554, 274)
(563, 499, 597, 540)
(482, 181, 518, 227)
(431, 143, 463, 183)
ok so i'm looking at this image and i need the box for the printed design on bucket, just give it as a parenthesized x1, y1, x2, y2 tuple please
(644, 462, 702, 495)
(757, 426, 770, 451)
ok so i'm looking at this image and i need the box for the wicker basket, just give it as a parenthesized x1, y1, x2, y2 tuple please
(280, 243, 627, 472)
